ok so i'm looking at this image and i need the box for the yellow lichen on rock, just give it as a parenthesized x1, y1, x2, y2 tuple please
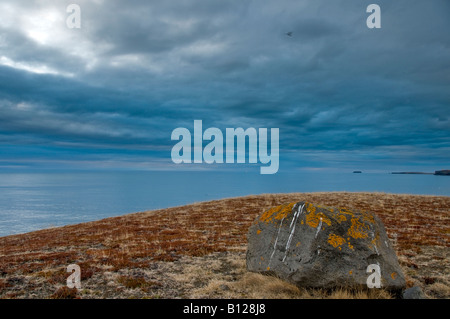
(338, 207, 354, 216)
(361, 211, 375, 224)
(371, 233, 380, 246)
(335, 213, 347, 223)
(305, 203, 332, 228)
(306, 202, 316, 214)
(327, 233, 346, 249)
(259, 203, 295, 224)
(348, 217, 370, 239)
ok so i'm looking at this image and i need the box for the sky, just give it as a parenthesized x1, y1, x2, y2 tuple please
(0, 0, 449, 173)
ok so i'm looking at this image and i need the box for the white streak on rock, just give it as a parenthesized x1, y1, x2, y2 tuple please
(283, 204, 304, 262)
(289, 203, 304, 229)
(315, 217, 323, 238)
(371, 232, 379, 255)
(267, 216, 286, 269)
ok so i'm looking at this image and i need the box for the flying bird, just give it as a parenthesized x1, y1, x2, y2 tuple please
(285, 32, 293, 37)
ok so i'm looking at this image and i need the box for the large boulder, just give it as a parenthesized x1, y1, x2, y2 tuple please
(246, 201, 406, 292)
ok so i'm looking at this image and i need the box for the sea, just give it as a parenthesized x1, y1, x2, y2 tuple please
(0, 170, 448, 237)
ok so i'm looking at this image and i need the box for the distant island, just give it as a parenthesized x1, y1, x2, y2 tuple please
(391, 170, 449, 176)
(353, 171, 362, 173)
(391, 172, 433, 175)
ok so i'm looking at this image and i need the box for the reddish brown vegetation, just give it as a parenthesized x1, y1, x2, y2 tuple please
(0, 192, 448, 298)
(50, 286, 79, 299)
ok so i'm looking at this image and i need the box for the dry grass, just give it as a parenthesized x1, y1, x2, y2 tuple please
(0, 192, 448, 299)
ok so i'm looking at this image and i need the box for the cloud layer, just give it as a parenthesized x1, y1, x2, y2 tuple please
(0, 0, 449, 171)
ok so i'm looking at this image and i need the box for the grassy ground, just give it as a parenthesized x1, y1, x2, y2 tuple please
(0, 192, 448, 299)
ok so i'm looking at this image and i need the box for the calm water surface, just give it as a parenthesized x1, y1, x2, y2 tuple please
(0, 171, 448, 237)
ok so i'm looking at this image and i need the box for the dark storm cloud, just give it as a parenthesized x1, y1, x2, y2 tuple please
(0, 0, 449, 170)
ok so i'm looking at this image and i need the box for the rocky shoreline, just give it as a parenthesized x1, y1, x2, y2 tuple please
(391, 170, 449, 175)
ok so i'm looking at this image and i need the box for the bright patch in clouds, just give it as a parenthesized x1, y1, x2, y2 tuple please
(0, 56, 73, 77)
(23, 9, 63, 45)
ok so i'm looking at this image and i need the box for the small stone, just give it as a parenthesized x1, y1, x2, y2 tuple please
(403, 286, 427, 299)
(219, 284, 230, 291)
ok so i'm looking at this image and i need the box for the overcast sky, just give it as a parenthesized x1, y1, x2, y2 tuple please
(0, 0, 449, 172)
